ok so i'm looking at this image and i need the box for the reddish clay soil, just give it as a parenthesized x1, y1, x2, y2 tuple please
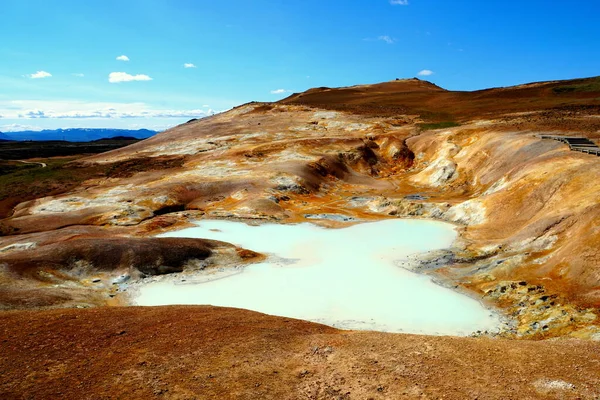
(280, 77, 600, 132)
(1, 306, 599, 400)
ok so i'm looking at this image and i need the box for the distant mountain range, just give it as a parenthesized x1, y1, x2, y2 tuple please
(0, 131, 14, 141)
(3, 128, 157, 142)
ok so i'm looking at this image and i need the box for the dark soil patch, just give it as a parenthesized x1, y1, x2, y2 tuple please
(0, 156, 186, 219)
(0, 139, 141, 160)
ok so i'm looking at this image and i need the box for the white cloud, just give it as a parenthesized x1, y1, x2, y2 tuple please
(270, 89, 290, 94)
(390, 0, 409, 5)
(378, 35, 395, 44)
(108, 72, 152, 83)
(22, 110, 47, 118)
(72, 73, 85, 77)
(0, 123, 43, 132)
(417, 69, 434, 76)
(28, 71, 52, 79)
(144, 109, 217, 118)
(202, 104, 210, 108)
(1, 99, 217, 120)
(183, 63, 197, 68)
(116, 55, 130, 61)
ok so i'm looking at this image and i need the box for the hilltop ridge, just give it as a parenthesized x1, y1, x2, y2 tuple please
(280, 76, 600, 129)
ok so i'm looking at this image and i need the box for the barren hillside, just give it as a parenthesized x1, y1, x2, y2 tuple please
(1, 77, 600, 398)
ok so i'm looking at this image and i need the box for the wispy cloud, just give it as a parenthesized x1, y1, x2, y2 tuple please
(377, 35, 395, 44)
(2, 99, 216, 120)
(108, 72, 152, 83)
(72, 73, 85, 77)
(22, 110, 47, 118)
(0, 123, 43, 132)
(390, 0, 409, 5)
(183, 63, 197, 68)
(417, 69, 434, 76)
(27, 71, 52, 79)
(270, 89, 291, 94)
(54, 108, 217, 119)
(116, 55, 130, 61)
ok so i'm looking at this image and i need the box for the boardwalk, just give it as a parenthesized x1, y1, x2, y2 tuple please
(539, 135, 600, 156)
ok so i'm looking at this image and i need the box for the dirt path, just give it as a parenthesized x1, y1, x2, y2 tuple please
(16, 160, 47, 168)
(1, 306, 599, 399)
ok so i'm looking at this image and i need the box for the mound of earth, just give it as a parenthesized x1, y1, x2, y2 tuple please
(1, 306, 599, 399)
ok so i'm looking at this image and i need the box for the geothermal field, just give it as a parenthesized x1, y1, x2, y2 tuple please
(2, 77, 600, 398)
(136, 219, 500, 335)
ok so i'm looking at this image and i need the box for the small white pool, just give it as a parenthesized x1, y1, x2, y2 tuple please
(133, 219, 501, 335)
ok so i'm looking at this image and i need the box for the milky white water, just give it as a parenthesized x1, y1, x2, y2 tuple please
(134, 219, 501, 335)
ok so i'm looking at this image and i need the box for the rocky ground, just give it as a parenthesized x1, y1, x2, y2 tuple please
(1, 77, 600, 398)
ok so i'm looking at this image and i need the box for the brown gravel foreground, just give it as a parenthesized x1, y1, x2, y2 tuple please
(1, 306, 599, 400)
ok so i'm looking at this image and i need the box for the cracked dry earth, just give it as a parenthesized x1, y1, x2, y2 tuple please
(1, 77, 600, 399)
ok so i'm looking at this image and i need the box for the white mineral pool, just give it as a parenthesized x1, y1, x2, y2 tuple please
(133, 219, 501, 335)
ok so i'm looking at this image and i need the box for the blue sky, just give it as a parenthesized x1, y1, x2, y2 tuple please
(1, 0, 598, 132)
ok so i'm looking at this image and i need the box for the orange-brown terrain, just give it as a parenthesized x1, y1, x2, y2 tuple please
(2, 306, 600, 399)
(1, 76, 600, 399)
